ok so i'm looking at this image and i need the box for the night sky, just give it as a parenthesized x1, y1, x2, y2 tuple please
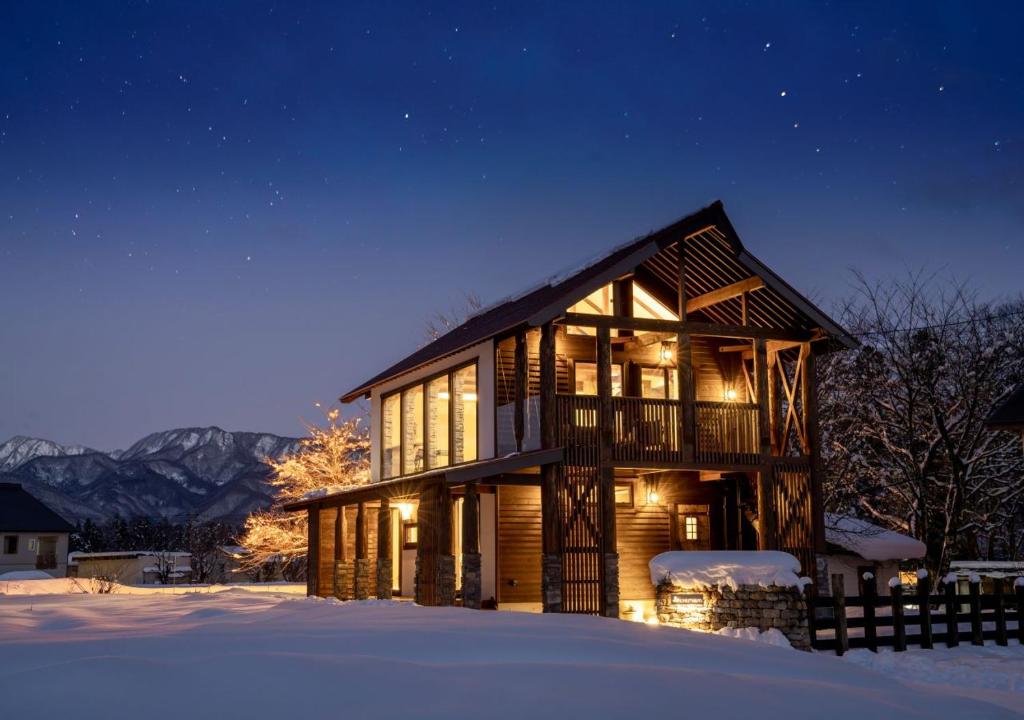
(2, 2, 1021, 450)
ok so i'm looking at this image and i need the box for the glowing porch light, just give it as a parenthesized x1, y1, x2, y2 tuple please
(647, 490, 660, 504)
(396, 502, 414, 521)
(659, 342, 674, 363)
(724, 388, 738, 401)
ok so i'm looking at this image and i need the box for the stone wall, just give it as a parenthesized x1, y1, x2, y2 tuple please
(655, 582, 810, 650)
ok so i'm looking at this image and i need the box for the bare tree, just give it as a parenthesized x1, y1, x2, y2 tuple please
(423, 292, 483, 343)
(820, 270, 1024, 571)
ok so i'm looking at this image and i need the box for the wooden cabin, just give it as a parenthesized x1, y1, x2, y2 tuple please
(285, 201, 856, 619)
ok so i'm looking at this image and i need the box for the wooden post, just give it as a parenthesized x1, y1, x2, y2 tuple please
(514, 329, 527, 453)
(1016, 581, 1024, 645)
(917, 572, 933, 649)
(800, 345, 826, 555)
(415, 485, 435, 606)
(943, 576, 959, 648)
(437, 481, 455, 606)
(767, 353, 780, 454)
(678, 332, 696, 462)
(597, 325, 619, 618)
(461, 483, 482, 609)
(613, 277, 633, 337)
(539, 322, 562, 613)
(376, 498, 392, 599)
(863, 573, 878, 652)
(754, 339, 775, 551)
(831, 573, 848, 656)
(334, 504, 347, 599)
(676, 239, 687, 321)
(995, 578, 1008, 646)
(804, 582, 817, 650)
(354, 502, 369, 599)
(892, 584, 907, 652)
(306, 506, 319, 597)
(969, 578, 983, 646)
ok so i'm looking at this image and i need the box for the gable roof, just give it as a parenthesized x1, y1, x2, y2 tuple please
(341, 200, 856, 403)
(987, 384, 1024, 431)
(0, 483, 74, 533)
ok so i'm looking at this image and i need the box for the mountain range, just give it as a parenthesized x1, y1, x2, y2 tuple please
(0, 428, 301, 525)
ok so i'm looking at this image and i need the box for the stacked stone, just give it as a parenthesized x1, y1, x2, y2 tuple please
(437, 554, 456, 605)
(542, 554, 562, 613)
(603, 553, 620, 618)
(376, 557, 392, 600)
(353, 558, 371, 600)
(333, 561, 353, 601)
(655, 582, 811, 650)
(462, 552, 482, 609)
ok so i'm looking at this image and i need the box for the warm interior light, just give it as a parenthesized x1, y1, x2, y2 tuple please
(437, 391, 451, 400)
(462, 392, 478, 402)
(724, 388, 738, 401)
(660, 343, 674, 363)
(396, 502, 414, 521)
(645, 616, 660, 626)
(647, 490, 660, 504)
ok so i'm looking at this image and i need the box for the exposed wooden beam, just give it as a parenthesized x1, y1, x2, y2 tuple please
(559, 313, 811, 341)
(686, 276, 764, 314)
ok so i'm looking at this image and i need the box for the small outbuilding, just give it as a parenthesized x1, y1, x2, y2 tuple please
(0, 483, 74, 578)
(824, 514, 926, 596)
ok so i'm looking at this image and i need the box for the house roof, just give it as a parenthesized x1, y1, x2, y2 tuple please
(340, 201, 856, 402)
(0, 483, 74, 533)
(987, 384, 1024, 431)
(824, 514, 926, 562)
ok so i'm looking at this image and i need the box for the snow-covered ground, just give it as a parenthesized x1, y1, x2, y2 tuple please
(0, 586, 1021, 720)
(0, 576, 307, 595)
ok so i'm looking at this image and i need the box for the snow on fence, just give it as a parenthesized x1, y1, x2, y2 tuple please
(808, 571, 1024, 655)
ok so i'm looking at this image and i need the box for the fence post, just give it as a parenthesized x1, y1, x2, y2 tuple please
(1016, 578, 1024, 645)
(969, 577, 983, 646)
(891, 583, 906, 652)
(917, 571, 933, 649)
(863, 573, 877, 652)
(995, 578, 1008, 647)
(943, 575, 959, 648)
(804, 582, 817, 649)
(831, 573, 848, 656)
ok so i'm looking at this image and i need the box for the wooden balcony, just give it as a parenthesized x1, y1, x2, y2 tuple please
(555, 394, 761, 466)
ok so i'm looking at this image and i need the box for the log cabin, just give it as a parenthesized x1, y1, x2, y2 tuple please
(285, 201, 856, 620)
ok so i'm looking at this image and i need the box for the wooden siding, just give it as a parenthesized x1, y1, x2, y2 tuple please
(616, 500, 671, 601)
(497, 485, 542, 604)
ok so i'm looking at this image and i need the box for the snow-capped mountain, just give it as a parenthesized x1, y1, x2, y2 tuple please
(0, 428, 301, 524)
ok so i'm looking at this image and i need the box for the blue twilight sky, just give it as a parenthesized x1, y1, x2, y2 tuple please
(1, 2, 1021, 450)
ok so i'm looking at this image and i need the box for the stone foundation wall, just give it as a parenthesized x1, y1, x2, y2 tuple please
(376, 558, 392, 600)
(462, 552, 482, 609)
(656, 582, 810, 650)
(353, 558, 371, 600)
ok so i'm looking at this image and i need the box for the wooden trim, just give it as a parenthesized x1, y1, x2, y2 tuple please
(306, 506, 319, 596)
(463, 482, 479, 555)
(559, 313, 812, 341)
(686, 277, 764, 314)
(355, 502, 367, 560)
(801, 343, 827, 554)
(514, 329, 527, 452)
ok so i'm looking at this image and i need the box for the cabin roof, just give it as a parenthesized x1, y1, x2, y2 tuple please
(0, 483, 74, 533)
(987, 384, 1024, 431)
(341, 200, 856, 403)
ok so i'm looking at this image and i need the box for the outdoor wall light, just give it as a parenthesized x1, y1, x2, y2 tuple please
(396, 502, 414, 521)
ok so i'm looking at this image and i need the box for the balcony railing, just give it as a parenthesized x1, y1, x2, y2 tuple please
(555, 394, 761, 466)
(694, 401, 760, 465)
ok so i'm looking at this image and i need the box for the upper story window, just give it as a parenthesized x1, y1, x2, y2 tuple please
(574, 362, 622, 396)
(381, 362, 478, 480)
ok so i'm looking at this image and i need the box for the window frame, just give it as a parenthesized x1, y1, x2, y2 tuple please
(636, 364, 679, 400)
(572, 361, 624, 397)
(380, 359, 480, 480)
(614, 481, 634, 508)
(402, 522, 419, 549)
(3, 535, 17, 554)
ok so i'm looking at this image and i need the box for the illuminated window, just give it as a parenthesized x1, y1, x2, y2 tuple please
(567, 284, 614, 335)
(453, 365, 477, 464)
(632, 282, 678, 321)
(402, 385, 424, 475)
(641, 368, 679, 400)
(427, 375, 450, 469)
(382, 394, 401, 479)
(574, 362, 623, 396)
(684, 516, 698, 541)
(403, 522, 418, 549)
(615, 482, 634, 507)
(381, 362, 479, 479)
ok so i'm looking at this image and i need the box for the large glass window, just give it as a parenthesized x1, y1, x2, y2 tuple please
(641, 367, 679, 400)
(402, 386, 424, 475)
(427, 375, 450, 469)
(381, 362, 478, 479)
(453, 365, 478, 464)
(574, 362, 622, 396)
(382, 394, 401, 479)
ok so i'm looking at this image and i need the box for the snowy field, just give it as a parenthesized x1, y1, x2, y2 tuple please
(1, 586, 1022, 720)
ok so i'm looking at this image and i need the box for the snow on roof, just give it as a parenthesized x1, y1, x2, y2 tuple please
(949, 560, 1024, 579)
(649, 551, 808, 591)
(68, 551, 191, 564)
(824, 515, 926, 561)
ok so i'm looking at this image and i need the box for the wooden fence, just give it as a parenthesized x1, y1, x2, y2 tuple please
(809, 573, 1024, 655)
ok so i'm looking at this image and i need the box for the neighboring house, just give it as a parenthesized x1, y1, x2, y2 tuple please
(987, 383, 1024, 449)
(68, 551, 192, 585)
(948, 560, 1024, 594)
(824, 514, 926, 596)
(286, 201, 856, 618)
(0, 483, 73, 578)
